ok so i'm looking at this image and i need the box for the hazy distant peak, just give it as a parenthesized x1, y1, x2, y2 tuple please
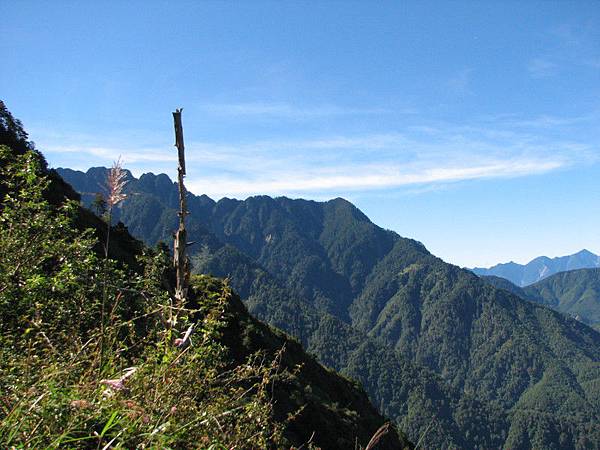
(471, 249, 600, 286)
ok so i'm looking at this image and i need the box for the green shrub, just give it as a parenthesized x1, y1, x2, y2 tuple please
(0, 148, 288, 448)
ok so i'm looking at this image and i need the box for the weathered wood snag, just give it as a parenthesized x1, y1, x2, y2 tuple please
(172, 108, 189, 306)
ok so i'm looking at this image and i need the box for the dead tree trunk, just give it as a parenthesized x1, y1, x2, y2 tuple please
(172, 108, 189, 306)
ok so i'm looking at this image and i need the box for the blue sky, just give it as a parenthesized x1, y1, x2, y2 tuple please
(2, 1, 599, 267)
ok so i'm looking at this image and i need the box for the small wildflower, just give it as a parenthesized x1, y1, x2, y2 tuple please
(100, 367, 137, 392)
(100, 378, 125, 391)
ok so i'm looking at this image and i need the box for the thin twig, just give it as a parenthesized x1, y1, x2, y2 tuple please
(414, 419, 434, 449)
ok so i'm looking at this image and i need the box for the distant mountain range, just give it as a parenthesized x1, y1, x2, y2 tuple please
(471, 249, 600, 286)
(58, 167, 600, 449)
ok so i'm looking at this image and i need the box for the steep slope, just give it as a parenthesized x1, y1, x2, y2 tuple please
(482, 269, 600, 331)
(196, 275, 414, 450)
(523, 268, 600, 330)
(199, 244, 508, 449)
(1, 104, 412, 449)
(471, 250, 600, 286)
(58, 168, 600, 449)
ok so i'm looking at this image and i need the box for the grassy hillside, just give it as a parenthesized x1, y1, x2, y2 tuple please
(0, 106, 412, 449)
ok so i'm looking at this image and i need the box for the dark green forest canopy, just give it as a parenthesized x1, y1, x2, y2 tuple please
(60, 167, 600, 449)
(523, 268, 600, 331)
(483, 269, 600, 331)
(0, 105, 412, 449)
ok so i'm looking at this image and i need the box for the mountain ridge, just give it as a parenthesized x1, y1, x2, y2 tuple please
(482, 268, 600, 331)
(471, 249, 600, 286)
(59, 166, 600, 449)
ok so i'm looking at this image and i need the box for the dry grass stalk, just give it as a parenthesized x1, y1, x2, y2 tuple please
(365, 422, 390, 450)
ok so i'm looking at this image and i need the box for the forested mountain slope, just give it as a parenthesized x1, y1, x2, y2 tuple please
(0, 103, 412, 449)
(524, 268, 600, 331)
(480, 275, 530, 298)
(58, 168, 507, 447)
(60, 167, 600, 449)
(471, 250, 600, 286)
(199, 244, 508, 449)
(483, 269, 600, 331)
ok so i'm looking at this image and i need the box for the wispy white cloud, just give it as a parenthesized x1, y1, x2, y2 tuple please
(200, 102, 394, 119)
(494, 114, 595, 128)
(44, 144, 177, 164)
(37, 111, 597, 199)
(186, 157, 565, 198)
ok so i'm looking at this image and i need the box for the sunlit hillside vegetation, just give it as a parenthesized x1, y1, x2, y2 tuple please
(0, 103, 411, 449)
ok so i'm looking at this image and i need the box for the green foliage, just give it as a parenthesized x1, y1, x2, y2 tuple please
(0, 146, 103, 342)
(60, 167, 600, 449)
(1, 142, 410, 449)
(524, 268, 600, 331)
(0, 148, 283, 448)
(482, 270, 600, 331)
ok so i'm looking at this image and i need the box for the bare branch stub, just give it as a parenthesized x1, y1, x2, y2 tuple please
(172, 108, 189, 306)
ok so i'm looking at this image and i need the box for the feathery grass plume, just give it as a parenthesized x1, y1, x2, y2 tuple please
(101, 156, 128, 258)
(106, 156, 128, 210)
